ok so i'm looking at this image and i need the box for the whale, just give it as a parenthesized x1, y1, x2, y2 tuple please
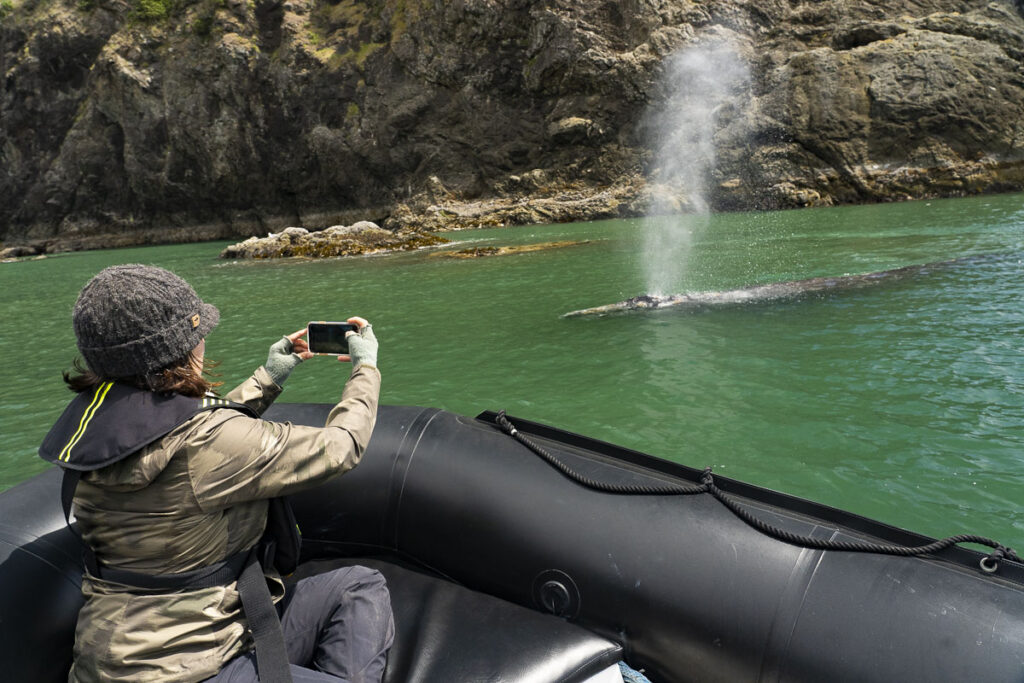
(563, 256, 978, 317)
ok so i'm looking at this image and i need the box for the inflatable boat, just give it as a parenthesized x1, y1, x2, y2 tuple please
(2, 404, 1023, 682)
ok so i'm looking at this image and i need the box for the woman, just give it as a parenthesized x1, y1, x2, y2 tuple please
(39, 264, 394, 682)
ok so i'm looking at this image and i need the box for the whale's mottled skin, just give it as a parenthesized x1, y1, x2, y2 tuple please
(563, 257, 974, 318)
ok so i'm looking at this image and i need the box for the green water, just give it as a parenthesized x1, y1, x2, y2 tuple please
(2, 194, 1023, 548)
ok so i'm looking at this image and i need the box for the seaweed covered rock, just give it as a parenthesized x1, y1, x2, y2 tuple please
(430, 240, 590, 259)
(219, 222, 447, 259)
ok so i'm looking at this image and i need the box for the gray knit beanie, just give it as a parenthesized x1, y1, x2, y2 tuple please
(73, 264, 220, 378)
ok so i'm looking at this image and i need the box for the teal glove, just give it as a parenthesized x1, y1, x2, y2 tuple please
(265, 336, 304, 386)
(347, 324, 378, 370)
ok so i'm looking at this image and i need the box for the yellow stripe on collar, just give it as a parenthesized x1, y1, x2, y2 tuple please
(59, 382, 114, 462)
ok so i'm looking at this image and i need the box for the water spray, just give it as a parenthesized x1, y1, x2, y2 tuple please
(641, 40, 749, 297)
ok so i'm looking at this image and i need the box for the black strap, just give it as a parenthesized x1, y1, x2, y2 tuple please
(60, 467, 81, 526)
(60, 469, 99, 575)
(96, 550, 250, 591)
(237, 549, 294, 683)
(60, 467, 79, 526)
(261, 497, 301, 576)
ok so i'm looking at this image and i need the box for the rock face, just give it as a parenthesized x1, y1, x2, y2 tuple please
(219, 221, 447, 258)
(724, 1, 1024, 209)
(395, 175, 647, 232)
(2, 0, 1023, 250)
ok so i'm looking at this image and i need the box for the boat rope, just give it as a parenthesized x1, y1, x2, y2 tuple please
(493, 411, 1022, 575)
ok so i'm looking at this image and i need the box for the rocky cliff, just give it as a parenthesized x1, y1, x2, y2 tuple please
(2, 0, 1023, 251)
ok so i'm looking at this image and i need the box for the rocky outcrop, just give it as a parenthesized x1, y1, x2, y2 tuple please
(218, 221, 447, 258)
(0, 244, 45, 258)
(430, 240, 589, 259)
(2, 0, 1023, 251)
(0, 244, 48, 262)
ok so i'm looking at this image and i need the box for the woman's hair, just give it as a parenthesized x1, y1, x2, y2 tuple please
(63, 350, 223, 398)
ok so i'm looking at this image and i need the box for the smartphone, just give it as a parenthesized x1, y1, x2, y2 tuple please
(307, 321, 359, 355)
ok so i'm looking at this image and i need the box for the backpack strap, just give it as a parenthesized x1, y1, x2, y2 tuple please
(60, 468, 98, 577)
(237, 548, 294, 682)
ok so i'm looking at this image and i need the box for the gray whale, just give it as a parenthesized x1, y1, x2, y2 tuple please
(563, 256, 974, 317)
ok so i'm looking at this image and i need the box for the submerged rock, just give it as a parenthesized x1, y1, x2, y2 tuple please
(219, 222, 448, 259)
(430, 240, 590, 259)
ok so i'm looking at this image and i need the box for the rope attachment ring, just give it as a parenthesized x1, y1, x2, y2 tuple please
(980, 546, 1018, 574)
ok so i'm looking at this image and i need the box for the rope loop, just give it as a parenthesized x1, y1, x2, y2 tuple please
(494, 410, 704, 496)
(492, 410, 1022, 575)
(700, 467, 714, 487)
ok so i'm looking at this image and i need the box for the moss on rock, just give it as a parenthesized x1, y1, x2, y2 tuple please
(430, 240, 590, 259)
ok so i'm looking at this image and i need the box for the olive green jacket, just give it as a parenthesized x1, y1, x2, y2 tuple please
(68, 364, 380, 683)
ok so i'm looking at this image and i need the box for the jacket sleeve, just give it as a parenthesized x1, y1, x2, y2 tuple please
(185, 366, 381, 511)
(222, 366, 284, 416)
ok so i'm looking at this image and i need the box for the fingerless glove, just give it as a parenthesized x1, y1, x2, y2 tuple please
(264, 336, 304, 386)
(347, 324, 378, 370)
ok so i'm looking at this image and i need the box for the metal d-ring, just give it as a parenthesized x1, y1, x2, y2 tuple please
(980, 556, 1000, 574)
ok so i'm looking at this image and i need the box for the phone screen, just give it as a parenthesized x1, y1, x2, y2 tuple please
(307, 322, 358, 355)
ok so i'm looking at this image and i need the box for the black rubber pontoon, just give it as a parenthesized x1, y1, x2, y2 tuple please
(2, 404, 1023, 682)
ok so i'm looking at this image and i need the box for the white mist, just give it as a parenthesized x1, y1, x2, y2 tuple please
(642, 41, 749, 296)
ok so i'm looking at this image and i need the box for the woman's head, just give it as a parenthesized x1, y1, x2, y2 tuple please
(67, 264, 220, 396)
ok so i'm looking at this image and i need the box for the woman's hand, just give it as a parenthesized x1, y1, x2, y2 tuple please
(285, 328, 315, 361)
(338, 317, 378, 370)
(265, 328, 314, 386)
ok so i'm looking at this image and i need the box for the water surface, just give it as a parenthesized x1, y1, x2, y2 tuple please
(2, 193, 1022, 548)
